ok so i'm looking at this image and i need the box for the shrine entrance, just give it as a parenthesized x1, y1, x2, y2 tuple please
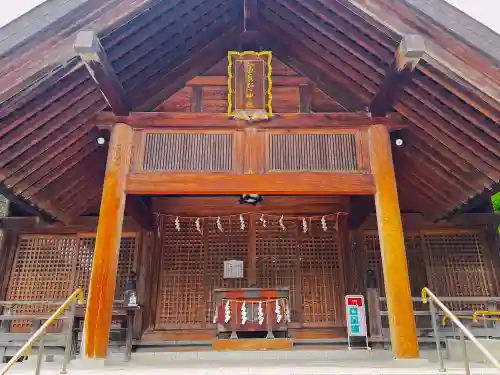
(152, 197, 348, 342)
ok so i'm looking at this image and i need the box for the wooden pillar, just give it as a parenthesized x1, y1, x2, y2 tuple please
(85, 123, 133, 358)
(369, 124, 419, 359)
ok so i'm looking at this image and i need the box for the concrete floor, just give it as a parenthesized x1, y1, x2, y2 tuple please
(2, 350, 499, 375)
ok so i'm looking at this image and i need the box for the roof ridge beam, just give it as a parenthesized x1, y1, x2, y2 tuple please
(74, 30, 130, 116)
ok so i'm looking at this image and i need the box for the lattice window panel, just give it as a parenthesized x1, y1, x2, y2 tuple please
(156, 218, 205, 327)
(143, 132, 234, 172)
(205, 217, 248, 323)
(268, 133, 357, 172)
(255, 219, 299, 321)
(73, 236, 137, 300)
(300, 219, 343, 326)
(425, 232, 493, 311)
(6, 236, 77, 332)
(6, 234, 137, 332)
(364, 234, 425, 296)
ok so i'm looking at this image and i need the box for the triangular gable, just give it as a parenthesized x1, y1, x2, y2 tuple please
(155, 57, 347, 113)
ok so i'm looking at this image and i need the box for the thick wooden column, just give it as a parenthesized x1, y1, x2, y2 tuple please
(85, 123, 133, 358)
(369, 124, 419, 359)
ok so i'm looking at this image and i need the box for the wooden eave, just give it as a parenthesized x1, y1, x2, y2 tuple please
(0, 0, 498, 222)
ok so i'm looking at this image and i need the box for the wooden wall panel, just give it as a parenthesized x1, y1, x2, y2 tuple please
(271, 87, 299, 113)
(202, 86, 228, 113)
(143, 132, 234, 172)
(154, 87, 191, 112)
(268, 133, 358, 172)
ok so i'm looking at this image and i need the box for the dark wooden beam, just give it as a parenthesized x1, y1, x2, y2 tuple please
(74, 30, 130, 116)
(95, 112, 406, 130)
(0, 184, 56, 223)
(370, 35, 425, 117)
(299, 84, 312, 113)
(126, 172, 375, 195)
(190, 85, 203, 113)
(125, 196, 155, 231)
(348, 195, 375, 229)
(244, 0, 258, 31)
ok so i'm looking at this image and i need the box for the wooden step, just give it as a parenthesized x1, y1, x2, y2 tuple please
(212, 338, 293, 351)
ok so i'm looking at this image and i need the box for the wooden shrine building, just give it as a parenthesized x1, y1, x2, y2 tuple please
(0, 0, 499, 361)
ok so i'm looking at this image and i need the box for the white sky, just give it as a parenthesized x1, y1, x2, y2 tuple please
(0, 0, 499, 31)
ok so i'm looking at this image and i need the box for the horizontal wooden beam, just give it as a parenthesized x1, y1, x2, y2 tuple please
(370, 35, 425, 117)
(152, 195, 350, 216)
(126, 172, 375, 195)
(74, 30, 130, 116)
(96, 112, 406, 130)
(187, 76, 310, 86)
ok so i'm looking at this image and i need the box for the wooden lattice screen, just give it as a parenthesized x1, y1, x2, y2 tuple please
(205, 218, 248, 323)
(256, 218, 299, 321)
(363, 230, 497, 311)
(425, 231, 496, 310)
(156, 216, 346, 329)
(143, 132, 234, 172)
(6, 234, 138, 332)
(300, 220, 344, 326)
(268, 133, 358, 172)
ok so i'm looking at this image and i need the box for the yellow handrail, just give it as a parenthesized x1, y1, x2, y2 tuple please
(0, 289, 83, 375)
(473, 310, 500, 322)
(422, 287, 500, 371)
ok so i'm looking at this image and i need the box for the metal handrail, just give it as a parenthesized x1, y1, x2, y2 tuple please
(442, 314, 500, 326)
(422, 287, 500, 374)
(0, 289, 83, 375)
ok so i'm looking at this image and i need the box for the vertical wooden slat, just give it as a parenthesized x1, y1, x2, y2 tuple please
(85, 123, 133, 359)
(248, 214, 257, 286)
(190, 85, 203, 112)
(299, 84, 312, 113)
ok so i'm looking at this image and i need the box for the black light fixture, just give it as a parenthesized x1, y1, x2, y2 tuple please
(239, 194, 263, 205)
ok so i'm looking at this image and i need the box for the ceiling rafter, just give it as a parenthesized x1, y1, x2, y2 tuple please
(0, 105, 103, 182)
(4, 134, 97, 189)
(117, 0, 235, 87)
(0, 81, 96, 153)
(136, 24, 241, 110)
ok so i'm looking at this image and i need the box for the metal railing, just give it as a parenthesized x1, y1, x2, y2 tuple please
(0, 289, 83, 375)
(422, 287, 500, 374)
(377, 295, 500, 341)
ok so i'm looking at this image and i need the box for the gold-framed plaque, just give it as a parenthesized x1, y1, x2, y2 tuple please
(228, 51, 272, 121)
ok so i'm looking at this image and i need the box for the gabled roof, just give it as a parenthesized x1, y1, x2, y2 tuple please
(0, 0, 499, 222)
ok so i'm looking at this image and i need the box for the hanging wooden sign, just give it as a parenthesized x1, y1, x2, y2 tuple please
(228, 51, 272, 121)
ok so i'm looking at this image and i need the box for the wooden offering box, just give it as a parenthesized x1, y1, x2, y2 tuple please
(214, 288, 290, 339)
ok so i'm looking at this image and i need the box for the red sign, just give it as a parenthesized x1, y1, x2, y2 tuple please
(347, 297, 363, 307)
